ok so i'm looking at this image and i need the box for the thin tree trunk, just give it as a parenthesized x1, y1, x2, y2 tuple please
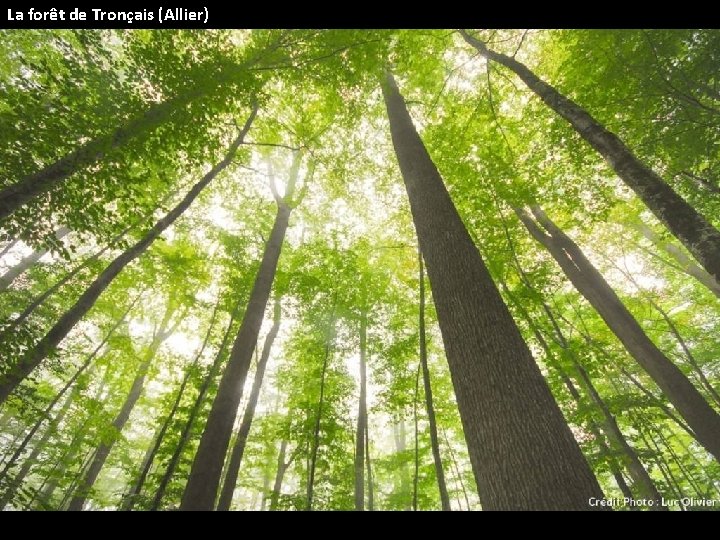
(0, 108, 257, 405)
(181, 156, 298, 510)
(364, 419, 374, 511)
(517, 205, 720, 460)
(269, 440, 288, 511)
(0, 295, 137, 486)
(121, 299, 221, 511)
(59, 449, 95, 510)
(614, 259, 720, 407)
(0, 194, 173, 342)
(382, 70, 604, 510)
(499, 279, 635, 501)
(412, 356, 420, 510)
(0, 384, 75, 508)
(0, 226, 70, 292)
(460, 30, 720, 283)
(150, 299, 241, 511)
(37, 415, 90, 509)
(0, 41, 275, 223)
(306, 296, 337, 511)
(629, 222, 720, 300)
(441, 427, 471, 510)
(640, 426, 687, 505)
(353, 311, 368, 511)
(393, 417, 411, 511)
(418, 249, 451, 511)
(216, 297, 282, 511)
(67, 305, 179, 511)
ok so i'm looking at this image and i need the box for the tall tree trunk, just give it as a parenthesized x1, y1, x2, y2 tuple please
(629, 221, 720, 300)
(0, 296, 135, 484)
(365, 420, 374, 511)
(181, 152, 300, 510)
(391, 417, 410, 511)
(269, 439, 288, 511)
(67, 304, 179, 511)
(216, 297, 282, 511)
(0, 39, 276, 223)
(498, 279, 634, 501)
(441, 427, 471, 510)
(411, 369, 420, 511)
(150, 301, 240, 511)
(306, 297, 337, 511)
(0, 384, 75, 508)
(0, 237, 19, 260)
(573, 363, 664, 507)
(0, 195, 170, 342)
(460, 30, 720, 283)
(418, 250, 451, 511)
(610, 261, 720, 408)
(0, 226, 70, 292)
(354, 311, 368, 511)
(121, 299, 221, 511)
(382, 70, 604, 510)
(517, 205, 720, 459)
(0, 108, 257, 405)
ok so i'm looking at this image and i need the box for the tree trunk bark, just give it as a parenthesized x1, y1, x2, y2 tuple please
(0, 226, 70, 292)
(0, 199, 165, 342)
(460, 30, 720, 283)
(305, 297, 337, 511)
(354, 311, 368, 511)
(67, 305, 178, 511)
(181, 194, 293, 511)
(517, 205, 720, 460)
(0, 382, 75, 508)
(629, 221, 720, 300)
(122, 299, 220, 511)
(382, 70, 604, 510)
(216, 297, 282, 511)
(418, 250, 451, 511)
(268, 439, 288, 511)
(0, 107, 257, 405)
(0, 295, 135, 484)
(150, 300, 240, 511)
(0, 42, 273, 223)
(498, 279, 634, 502)
(364, 419, 374, 511)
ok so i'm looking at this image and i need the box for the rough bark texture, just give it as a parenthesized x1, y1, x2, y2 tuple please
(216, 298, 282, 511)
(460, 30, 720, 284)
(68, 307, 177, 511)
(354, 312, 368, 511)
(418, 251, 451, 511)
(517, 205, 720, 460)
(0, 107, 257, 405)
(181, 203, 291, 511)
(383, 71, 604, 510)
(0, 226, 70, 292)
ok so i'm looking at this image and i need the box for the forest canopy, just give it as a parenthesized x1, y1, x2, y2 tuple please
(0, 28, 719, 511)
